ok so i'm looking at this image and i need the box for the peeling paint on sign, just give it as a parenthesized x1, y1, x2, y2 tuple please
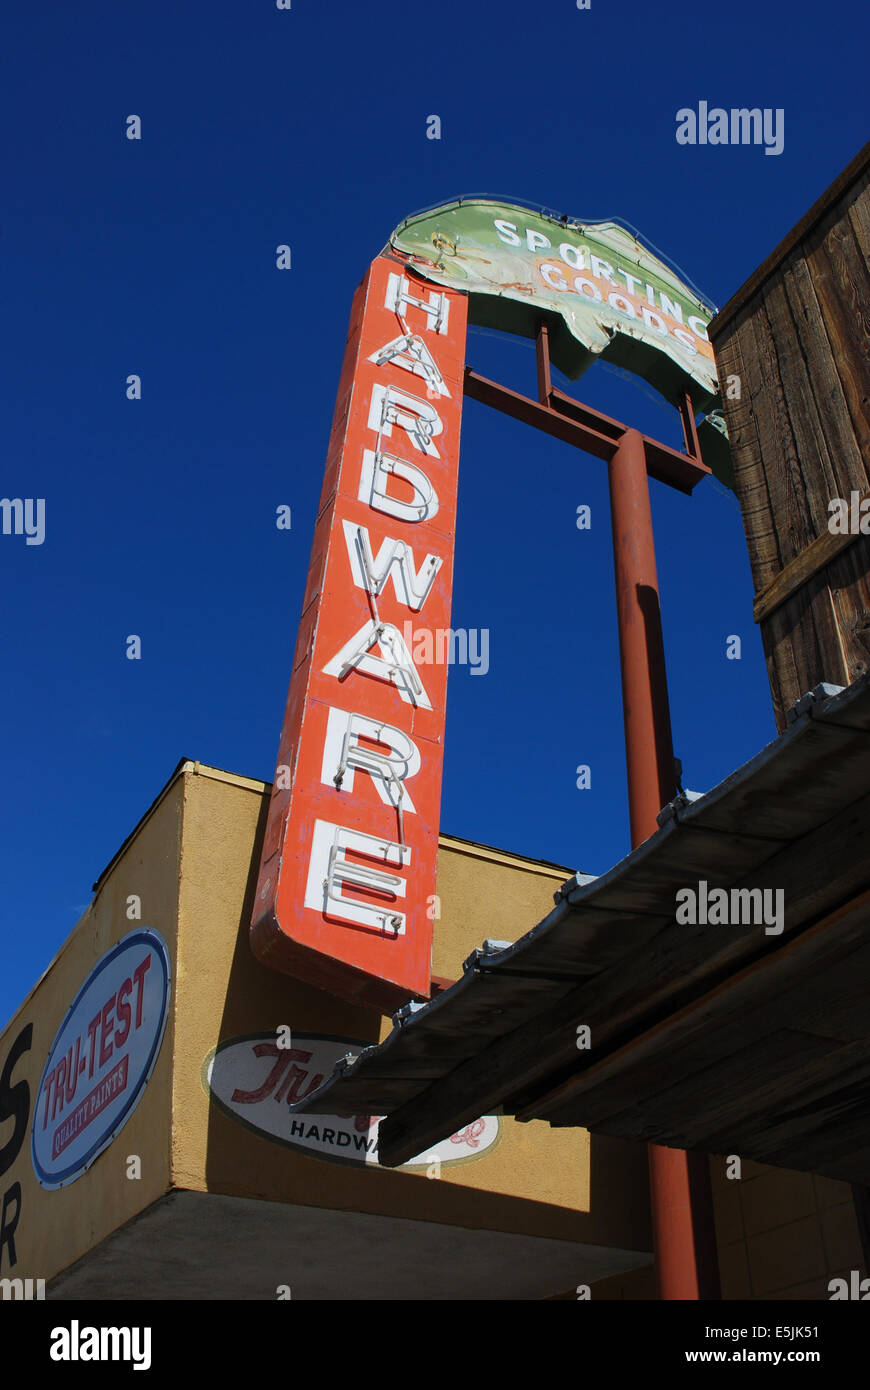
(250, 257, 468, 1012)
(388, 197, 721, 410)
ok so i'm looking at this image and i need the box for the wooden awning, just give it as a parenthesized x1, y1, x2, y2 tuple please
(293, 675, 870, 1183)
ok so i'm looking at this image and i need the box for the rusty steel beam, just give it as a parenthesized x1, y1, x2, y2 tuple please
(548, 386, 627, 443)
(678, 389, 703, 461)
(606, 427, 720, 1300)
(465, 366, 617, 459)
(463, 333, 718, 1300)
(609, 428, 678, 835)
(463, 368, 710, 495)
(535, 322, 552, 404)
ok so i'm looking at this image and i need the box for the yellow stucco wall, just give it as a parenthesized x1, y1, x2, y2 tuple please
(5, 757, 858, 1298)
(0, 781, 181, 1289)
(173, 762, 650, 1252)
(0, 759, 652, 1293)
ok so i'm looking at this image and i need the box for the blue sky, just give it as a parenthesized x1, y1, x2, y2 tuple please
(1, 0, 865, 1023)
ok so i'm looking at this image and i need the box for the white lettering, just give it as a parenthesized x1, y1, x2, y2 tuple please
(358, 448, 439, 524)
(385, 273, 449, 333)
(323, 620, 432, 708)
(493, 218, 521, 246)
(342, 521, 441, 611)
(305, 820, 410, 933)
(539, 262, 569, 291)
(368, 334, 449, 397)
(368, 384, 443, 458)
(526, 229, 551, 253)
(321, 707, 421, 810)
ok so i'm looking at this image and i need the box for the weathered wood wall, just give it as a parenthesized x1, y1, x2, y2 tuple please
(710, 142, 870, 730)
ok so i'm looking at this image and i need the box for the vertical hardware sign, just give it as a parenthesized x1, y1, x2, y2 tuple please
(251, 256, 467, 1013)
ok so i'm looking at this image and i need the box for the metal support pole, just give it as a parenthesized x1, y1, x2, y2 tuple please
(464, 350, 715, 1297)
(535, 322, 552, 404)
(678, 390, 702, 462)
(608, 429, 676, 828)
(648, 1145, 721, 1301)
(608, 429, 720, 1301)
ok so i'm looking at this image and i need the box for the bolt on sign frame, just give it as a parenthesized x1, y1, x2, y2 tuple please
(252, 200, 728, 1299)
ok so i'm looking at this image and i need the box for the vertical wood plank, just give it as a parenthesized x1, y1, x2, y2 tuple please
(748, 297, 813, 568)
(710, 161, 870, 729)
(782, 256, 868, 497)
(713, 325, 780, 591)
(765, 273, 840, 522)
(806, 218, 870, 464)
(846, 173, 870, 262)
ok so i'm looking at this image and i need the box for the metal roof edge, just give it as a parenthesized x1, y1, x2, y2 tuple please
(287, 968, 486, 1117)
(290, 670, 870, 1120)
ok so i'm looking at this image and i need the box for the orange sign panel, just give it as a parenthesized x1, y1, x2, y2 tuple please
(251, 256, 468, 1012)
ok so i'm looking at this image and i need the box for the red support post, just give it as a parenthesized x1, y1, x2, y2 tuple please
(464, 337, 717, 1299)
(678, 390, 703, 462)
(608, 429, 676, 834)
(608, 428, 720, 1301)
(535, 322, 552, 404)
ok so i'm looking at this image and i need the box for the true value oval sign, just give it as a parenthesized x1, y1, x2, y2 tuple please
(205, 1032, 499, 1171)
(32, 929, 171, 1189)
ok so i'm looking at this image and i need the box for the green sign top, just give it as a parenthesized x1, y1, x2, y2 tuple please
(387, 199, 733, 487)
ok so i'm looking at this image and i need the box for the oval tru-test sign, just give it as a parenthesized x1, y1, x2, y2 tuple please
(205, 1033, 499, 1170)
(31, 929, 171, 1189)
